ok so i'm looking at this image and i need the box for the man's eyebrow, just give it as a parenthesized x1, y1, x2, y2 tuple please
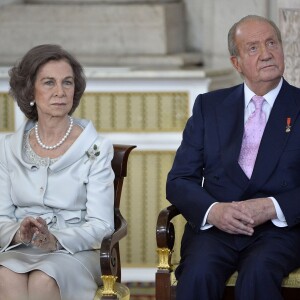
(246, 41, 259, 47)
(245, 41, 258, 46)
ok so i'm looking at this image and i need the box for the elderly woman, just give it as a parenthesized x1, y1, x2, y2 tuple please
(0, 44, 115, 300)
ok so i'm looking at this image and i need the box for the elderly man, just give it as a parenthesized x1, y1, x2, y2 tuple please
(167, 15, 300, 300)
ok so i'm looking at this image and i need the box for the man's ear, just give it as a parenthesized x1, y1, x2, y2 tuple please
(230, 56, 241, 73)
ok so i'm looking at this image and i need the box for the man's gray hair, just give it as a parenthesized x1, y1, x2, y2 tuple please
(228, 15, 282, 57)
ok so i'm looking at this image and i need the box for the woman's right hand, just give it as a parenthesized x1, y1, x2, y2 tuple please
(15, 217, 42, 245)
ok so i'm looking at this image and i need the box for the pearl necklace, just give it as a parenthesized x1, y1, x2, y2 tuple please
(35, 116, 73, 150)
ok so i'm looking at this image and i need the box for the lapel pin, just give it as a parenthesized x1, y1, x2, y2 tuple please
(286, 117, 291, 133)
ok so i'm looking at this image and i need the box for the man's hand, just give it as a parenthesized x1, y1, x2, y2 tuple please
(233, 197, 276, 227)
(207, 202, 254, 235)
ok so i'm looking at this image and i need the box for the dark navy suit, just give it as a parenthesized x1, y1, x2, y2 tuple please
(167, 79, 300, 300)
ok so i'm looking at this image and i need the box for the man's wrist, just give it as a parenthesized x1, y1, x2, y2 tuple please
(264, 197, 277, 219)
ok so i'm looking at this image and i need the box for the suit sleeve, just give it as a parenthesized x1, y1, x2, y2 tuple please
(166, 95, 217, 230)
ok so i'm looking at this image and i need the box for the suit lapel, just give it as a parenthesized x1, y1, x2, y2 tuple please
(243, 79, 300, 197)
(216, 84, 249, 190)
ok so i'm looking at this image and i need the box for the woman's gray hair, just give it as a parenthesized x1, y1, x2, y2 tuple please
(228, 15, 282, 57)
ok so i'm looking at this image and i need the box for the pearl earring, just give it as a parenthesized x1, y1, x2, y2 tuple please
(30, 101, 35, 107)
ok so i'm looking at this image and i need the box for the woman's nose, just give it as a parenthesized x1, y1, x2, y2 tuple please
(54, 84, 65, 97)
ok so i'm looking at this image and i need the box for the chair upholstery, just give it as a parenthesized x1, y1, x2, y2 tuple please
(95, 144, 136, 300)
(156, 204, 300, 300)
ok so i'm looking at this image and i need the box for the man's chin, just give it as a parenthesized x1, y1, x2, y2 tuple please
(260, 70, 282, 82)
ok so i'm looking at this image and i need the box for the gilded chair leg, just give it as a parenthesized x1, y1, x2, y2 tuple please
(101, 275, 118, 299)
(157, 248, 173, 271)
(156, 248, 174, 300)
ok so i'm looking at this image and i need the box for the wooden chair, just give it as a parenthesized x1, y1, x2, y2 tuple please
(94, 144, 136, 300)
(156, 204, 300, 300)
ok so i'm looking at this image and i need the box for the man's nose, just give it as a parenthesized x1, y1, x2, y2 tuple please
(259, 45, 272, 60)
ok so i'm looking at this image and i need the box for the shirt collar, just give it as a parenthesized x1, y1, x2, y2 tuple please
(244, 77, 283, 108)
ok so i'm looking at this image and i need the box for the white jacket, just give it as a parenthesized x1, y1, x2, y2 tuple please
(0, 118, 115, 254)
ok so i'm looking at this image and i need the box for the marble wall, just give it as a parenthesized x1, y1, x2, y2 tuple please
(0, 1, 189, 67)
(278, 0, 300, 87)
(1, 0, 298, 104)
(0, 0, 277, 68)
(0, 0, 21, 4)
(26, 0, 176, 2)
(184, 0, 275, 68)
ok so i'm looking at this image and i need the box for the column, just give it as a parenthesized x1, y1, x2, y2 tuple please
(278, 0, 300, 87)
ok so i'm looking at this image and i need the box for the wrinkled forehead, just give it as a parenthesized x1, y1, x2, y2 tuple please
(37, 59, 73, 75)
(235, 20, 278, 42)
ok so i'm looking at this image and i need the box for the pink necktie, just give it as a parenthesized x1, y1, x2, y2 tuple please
(238, 95, 266, 178)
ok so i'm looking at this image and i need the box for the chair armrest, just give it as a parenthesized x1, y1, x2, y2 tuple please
(156, 205, 180, 251)
(100, 210, 127, 281)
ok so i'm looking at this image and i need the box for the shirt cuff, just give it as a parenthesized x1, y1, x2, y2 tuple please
(200, 202, 218, 230)
(269, 197, 287, 227)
